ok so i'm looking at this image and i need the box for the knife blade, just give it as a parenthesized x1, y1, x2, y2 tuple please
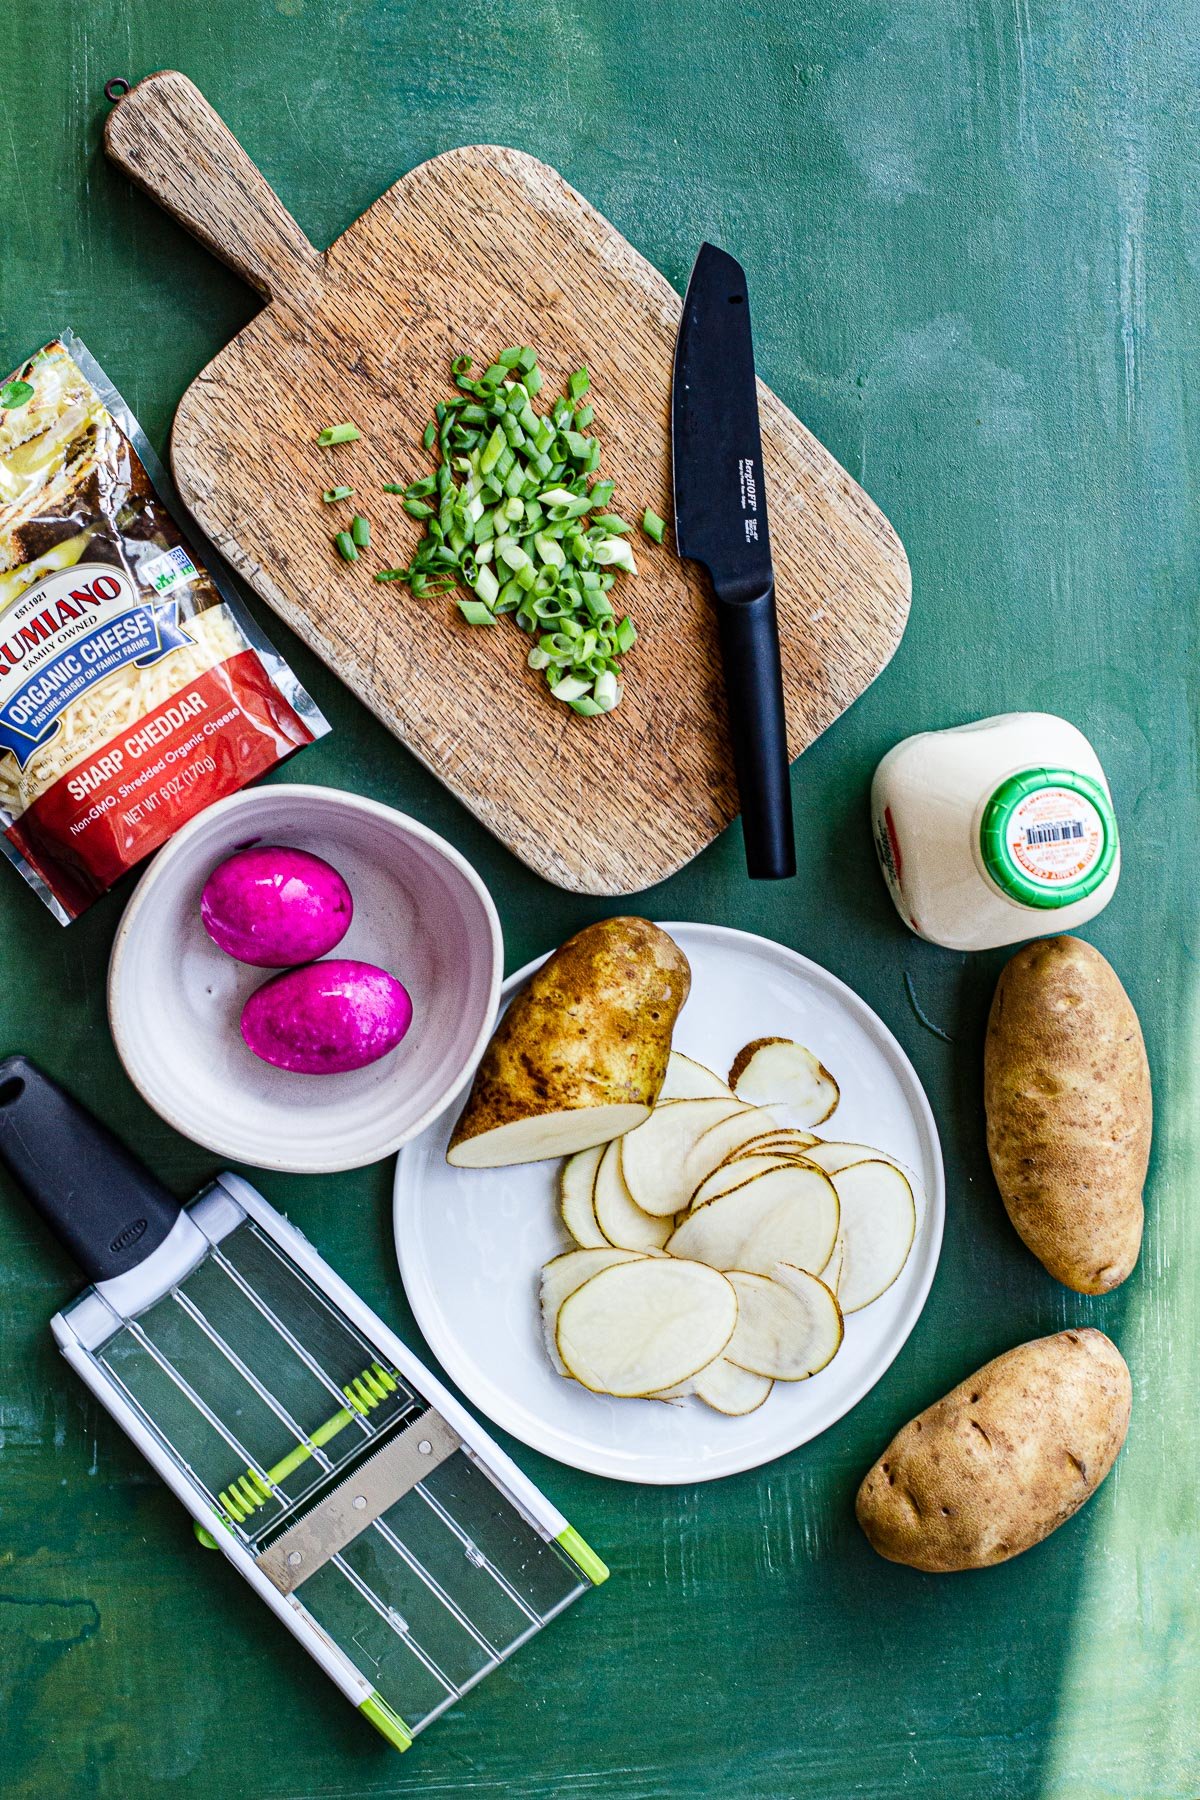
(672, 243, 797, 879)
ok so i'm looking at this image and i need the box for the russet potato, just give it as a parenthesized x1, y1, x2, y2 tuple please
(856, 1329, 1131, 1571)
(984, 935, 1151, 1293)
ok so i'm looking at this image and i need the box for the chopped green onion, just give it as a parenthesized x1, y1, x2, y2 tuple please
(533, 532, 566, 569)
(334, 531, 358, 562)
(593, 536, 637, 572)
(382, 482, 406, 495)
(474, 564, 500, 607)
(0, 379, 34, 410)
(376, 346, 642, 716)
(642, 508, 666, 544)
(317, 422, 360, 447)
(496, 539, 531, 572)
(322, 486, 354, 503)
(351, 514, 370, 548)
(479, 425, 506, 474)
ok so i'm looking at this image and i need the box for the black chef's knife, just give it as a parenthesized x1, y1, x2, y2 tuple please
(672, 243, 797, 880)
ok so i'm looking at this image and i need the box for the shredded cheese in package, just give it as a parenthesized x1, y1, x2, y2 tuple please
(0, 333, 328, 921)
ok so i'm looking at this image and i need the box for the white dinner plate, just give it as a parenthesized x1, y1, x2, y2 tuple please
(393, 923, 944, 1484)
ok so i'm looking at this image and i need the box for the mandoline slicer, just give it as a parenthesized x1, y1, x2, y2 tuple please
(0, 1056, 606, 1752)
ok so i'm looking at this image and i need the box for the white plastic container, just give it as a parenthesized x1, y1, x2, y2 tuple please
(871, 713, 1120, 951)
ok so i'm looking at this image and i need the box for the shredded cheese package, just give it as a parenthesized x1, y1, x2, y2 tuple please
(0, 333, 329, 922)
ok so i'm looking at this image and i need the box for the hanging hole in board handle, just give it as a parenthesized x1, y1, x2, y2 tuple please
(104, 77, 131, 104)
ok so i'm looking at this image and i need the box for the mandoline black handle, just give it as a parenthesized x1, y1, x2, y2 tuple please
(0, 1055, 181, 1283)
(714, 583, 797, 879)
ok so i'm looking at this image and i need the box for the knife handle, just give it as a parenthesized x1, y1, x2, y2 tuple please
(715, 585, 797, 879)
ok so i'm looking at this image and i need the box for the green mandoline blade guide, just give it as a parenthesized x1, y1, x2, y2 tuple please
(57, 1181, 604, 1749)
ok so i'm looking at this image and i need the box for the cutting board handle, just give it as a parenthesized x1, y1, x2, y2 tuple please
(104, 70, 325, 307)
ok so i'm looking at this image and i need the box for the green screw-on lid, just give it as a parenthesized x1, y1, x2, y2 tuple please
(979, 767, 1118, 910)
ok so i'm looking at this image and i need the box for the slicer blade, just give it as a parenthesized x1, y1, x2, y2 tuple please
(257, 1409, 461, 1594)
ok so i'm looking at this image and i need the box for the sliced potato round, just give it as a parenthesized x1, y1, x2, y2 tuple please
(593, 1142, 673, 1251)
(802, 1139, 920, 1188)
(729, 1038, 840, 1127)
(725, 1266, 843, 1380)
(646, 1378, 697, 1402)
(666, 1165, 839, 1278)
(693, 1359, 773, 1415)
(682, 1105, 781, 1198)
(556, 1257, 738, 1397)
(559, 1145, 608, 1249)
(659, 1051, 734, 1101)
(620, 1096, 748, 1217)
(821, 1232, 845, 1294)
(692, 1151, 814, 1210)
(829, 1160, 917, 1312)
(539, 1247, 647, 1372)
(718, 1129, 819, 1164)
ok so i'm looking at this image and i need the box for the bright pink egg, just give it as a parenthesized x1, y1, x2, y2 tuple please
(202, 846, 352, 967)
(241, 959, 413, 1074)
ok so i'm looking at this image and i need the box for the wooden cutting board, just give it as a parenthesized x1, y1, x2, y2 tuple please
(104, 72, 910, 896)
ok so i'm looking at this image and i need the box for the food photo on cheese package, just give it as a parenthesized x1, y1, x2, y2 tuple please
(0, 331, 328, 922)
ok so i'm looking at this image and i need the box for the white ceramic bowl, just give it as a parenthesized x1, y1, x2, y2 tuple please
(109, 785, 502, 1172)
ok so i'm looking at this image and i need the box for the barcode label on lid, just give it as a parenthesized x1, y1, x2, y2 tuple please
(1006, 785, 1106, 888)
(1024, 820, 1085, 846)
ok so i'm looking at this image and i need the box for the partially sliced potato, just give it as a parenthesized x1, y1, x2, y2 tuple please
(620, 1096, 748, 1217)
(539, 1247, 647, 1372)
(659, 1051, 734, 1101)
(666, 1165, 840, 1278)
(729, 1038, 840, 1127)
(682, 1105, 780, 1199)
(447, 917, 690, 1167)
(559, 1145, 608, 1249)
(694, 1359, 773, 1415)
(450, 1102, 649, 1166)
(593, 1142, 673, 1251)
(556, 1258, 738, 1396)
(829, 1160, 917, 1312)
(692, 1151, 814, 1210)
(726, 1267, 843, 1379)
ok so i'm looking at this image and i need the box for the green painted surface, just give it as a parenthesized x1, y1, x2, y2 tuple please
(0, 3, 1197, 1795)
